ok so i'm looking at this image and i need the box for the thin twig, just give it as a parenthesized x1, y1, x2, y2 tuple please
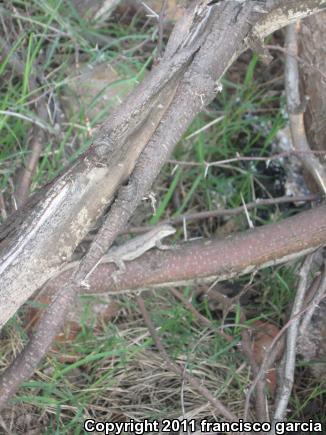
(241, 326, 269, 423)
(169, 288, 233, 342)
(243, 253, 316, 423)
(167, 149, 326, 170)
(243, 254, 324, 431)
(123, 194, 319, 235)
(0, 35, 52, 207)
(299, 261, 326, 337)
(270, 254, 314, 433)
(266, 44, 326, 82)
(136, 294, 238, 422)
(157, 0, 168, 59)
(0, 192, 7, 221)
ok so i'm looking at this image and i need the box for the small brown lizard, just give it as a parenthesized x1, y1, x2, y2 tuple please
(82, 224, 176, 286)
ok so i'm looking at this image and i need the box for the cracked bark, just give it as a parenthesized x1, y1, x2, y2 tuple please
(0, 0, 326, 412)
(1, 0, 325, 328)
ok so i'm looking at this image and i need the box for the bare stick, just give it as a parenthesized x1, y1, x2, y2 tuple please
(136, 294, 237, 422)
(285, 22, 326, 194)
(123, 194, 319, 234)
(240, 313, 269, 423)
(0, 36, 51, 207)
(270, 255, 314, 433)
(0, 281, 76, 409)
(244, 332, 283, 422)
(15, 104, 49, 207)
(243, 253, 318, 423)
(299, 261, 326, 336)
(157, 0, 168, 59)
(168, 150, 326, 169)
(1, 0, 326, 411)
(0, 192, 7, 221)
(169, 288, 233, 342)
(266, 44, 326, 82)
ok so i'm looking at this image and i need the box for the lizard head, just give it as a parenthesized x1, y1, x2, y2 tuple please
(158, 224, 176, 238)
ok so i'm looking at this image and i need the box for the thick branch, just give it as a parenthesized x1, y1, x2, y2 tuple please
(0, 45, 191, 328)
(1, 0, 326, 410)
(1, 0, 325, 330)
(44, 204, 326, 295)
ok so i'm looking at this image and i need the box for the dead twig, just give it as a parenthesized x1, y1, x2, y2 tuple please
(124, 193, 319, 235)
(285, 22, 326, 194)
(167, 149, 326, 170)
(14, 102, 50, 207)
(169, 288, 233, 342)
(1, 0, 326, 412)
(0, 193, 7, 221)
(270, 254, 314, 433)
(241, 323, 269, 423)
(266, 43, 326, 82)
(136, 293, 237, 422)
(157, 0, 168, 60)
(299, 261, 326, 337)
(0, 35, 52, 208)
(243, 254, 318, 428)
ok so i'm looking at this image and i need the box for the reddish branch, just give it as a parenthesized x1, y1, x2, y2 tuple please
(1, 202, 325, 411)
(1, 0, 326, 414)
(44, 204, 326, 295)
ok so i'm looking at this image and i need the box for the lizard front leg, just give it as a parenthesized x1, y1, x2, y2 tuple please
(111, 258, 126, 284)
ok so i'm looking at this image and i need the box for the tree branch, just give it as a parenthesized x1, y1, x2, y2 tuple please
(0, 0, 326, 412)
(44, 204, 326, 296)
(285, 21, 326, 193)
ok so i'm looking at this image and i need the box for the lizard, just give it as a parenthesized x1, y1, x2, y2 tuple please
(82, 224, 176, 287)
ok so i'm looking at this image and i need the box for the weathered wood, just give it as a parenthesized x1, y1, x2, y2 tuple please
(0, 0, 325, 329)
(0, 0, 326, 413)
(299, 10, 326, 190)
(0, 46, 191, 328)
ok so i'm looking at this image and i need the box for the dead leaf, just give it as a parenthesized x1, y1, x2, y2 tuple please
(250, 320, 284, 395)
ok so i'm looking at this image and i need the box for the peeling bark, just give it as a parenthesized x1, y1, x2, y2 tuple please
(0, 0, 325, 329)
(0, 0, 326, 414)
